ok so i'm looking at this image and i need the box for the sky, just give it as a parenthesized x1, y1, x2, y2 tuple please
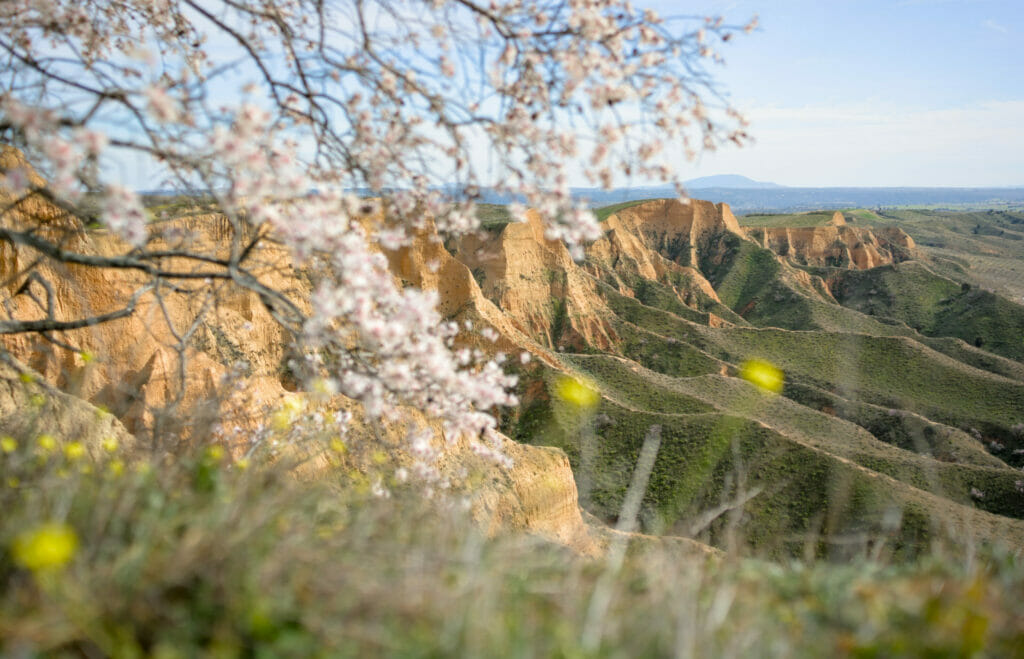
(664, 0, 1024, 186)
(104, 0, 1024, 190)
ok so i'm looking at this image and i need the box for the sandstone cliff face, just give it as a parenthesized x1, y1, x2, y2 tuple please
(0, 358, 136, 459)
(0, 150, 314, 443)
(449, 199, 751, 353)
(451, 210, 620, 351)
(603, 198, 745, 269)
(467, 439, 597, 551)
(586, 213, 724, 305)
(746, 212, 917, 270)
(382, 220, 560, 367)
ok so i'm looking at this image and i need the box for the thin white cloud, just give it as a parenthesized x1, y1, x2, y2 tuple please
(983, 19, 1009, 33)
(682, 100, 1024, 186)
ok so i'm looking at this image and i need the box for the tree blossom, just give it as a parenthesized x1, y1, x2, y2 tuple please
(0, 0, 752, 471)
(100, 184, 148, 247)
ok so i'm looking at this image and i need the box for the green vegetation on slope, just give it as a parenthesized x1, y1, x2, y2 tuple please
(865, 208, 1024, 300)
(593, 198, 660, 222)
(709, 327, 1024, 434)
(510, 365, 1024, 558)
(4, 440, 1023, 656)
(702, 236, 780, 310)
(930, 288, 1024, 361)
(474, 203, 513, 230)
(782, 381, 1005, 469)
(698, 235, 921, 335)
(824, 261, 1024, 361)
(739, 211, 840, 228)
(571, 354, 1024, 520)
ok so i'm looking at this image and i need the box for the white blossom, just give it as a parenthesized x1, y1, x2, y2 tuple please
(0, 0, 751, 473)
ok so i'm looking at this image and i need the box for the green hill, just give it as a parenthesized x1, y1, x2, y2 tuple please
(495, 202, 1024, 559)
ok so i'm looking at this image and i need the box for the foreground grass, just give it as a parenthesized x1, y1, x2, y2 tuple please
(2, 439, 1023, 657)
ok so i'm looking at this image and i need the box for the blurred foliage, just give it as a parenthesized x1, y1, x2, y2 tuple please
(2, 435, 1023, 656)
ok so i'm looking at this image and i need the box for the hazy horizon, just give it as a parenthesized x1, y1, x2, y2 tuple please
(659, 0, 1024, 188)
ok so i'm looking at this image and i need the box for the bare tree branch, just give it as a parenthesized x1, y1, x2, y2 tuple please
(0, 283, 155, 334)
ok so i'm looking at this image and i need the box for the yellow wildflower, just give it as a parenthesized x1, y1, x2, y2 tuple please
(271, 395, 304, 431)
(270, 411, 291, 432)
(101, 436, 119, 453)
(740, 359, 785, 394)
(11, 522, 78, 572)
(281, 395, 303, 415)
(554, 375, 601, 409)
(36, 434, 57, 454)
(1, 436, 16, 453)
(64, 441, 86, 461)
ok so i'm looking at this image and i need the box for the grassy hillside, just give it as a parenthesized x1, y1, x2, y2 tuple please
(821, 261, 1024, 361)
(745, 208, 1024, 301)
(490, 202, 1024, 560)
(699, 236, 927, 335)
(740, 211, 839, 228)
(4, 443, 1023, 655)
(475, 203, 514, 229)
(593, 198, 658, 222)
(510, 356, 1024, 558)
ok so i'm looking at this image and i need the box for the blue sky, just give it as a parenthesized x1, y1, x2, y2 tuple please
(666, 0, 1024, 186)
(108, 1, 1022, 189)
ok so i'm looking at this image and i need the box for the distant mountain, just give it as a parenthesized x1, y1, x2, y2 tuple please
(669, 187, 1024, 214)
(684, 174, 783, 189)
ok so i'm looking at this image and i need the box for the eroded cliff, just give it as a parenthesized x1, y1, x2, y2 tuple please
(0, 148, 718, 556)
(746, 211, 917, 269)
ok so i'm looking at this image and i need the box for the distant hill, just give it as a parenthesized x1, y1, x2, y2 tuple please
(144, 183, 1024, 215)
(556, 186, 1024, 213)
(684, 174, 783, 189)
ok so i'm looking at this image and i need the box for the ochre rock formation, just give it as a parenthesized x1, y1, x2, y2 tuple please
(745, 212, 917, 270)
(0, 358, 136, 459)
(451, 210, 620, 351)
(449, 199, 750, 352)
(602, 198, 744, 269)
(1, 148, 719, 556)
(587, 212, 724, 304)
(0, 148, 308, 442)
(381, 219, 559, 366)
